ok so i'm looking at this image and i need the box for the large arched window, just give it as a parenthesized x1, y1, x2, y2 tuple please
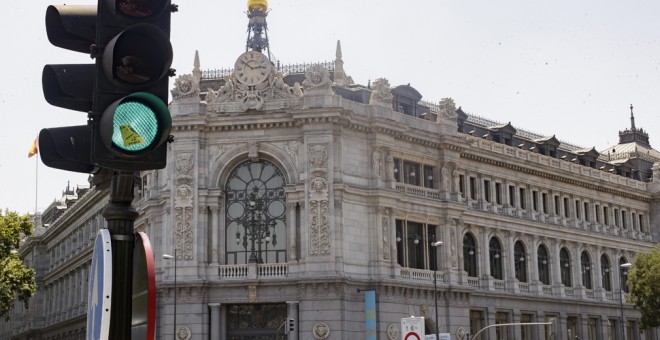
(560, 247, 572, 287)
(463, 233, 477, 277)
(489, 238, 503, 280)
(514, 241, 527, 282)
(601, 254, 611, 291)
(537, 245, 550, 285)
(581, 251, 592, 289)
(225, 160, 287, 264)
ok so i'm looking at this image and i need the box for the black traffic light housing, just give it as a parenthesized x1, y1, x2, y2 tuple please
(91, 0, 175, 171)
(40, 1, 175, 174)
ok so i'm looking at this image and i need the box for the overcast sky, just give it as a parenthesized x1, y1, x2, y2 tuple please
(2, 0, 659, 214)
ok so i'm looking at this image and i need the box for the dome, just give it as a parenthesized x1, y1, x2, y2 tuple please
(248, 0, 268, 11)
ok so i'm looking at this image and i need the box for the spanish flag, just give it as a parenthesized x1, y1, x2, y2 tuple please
(28, 138, 38, 158)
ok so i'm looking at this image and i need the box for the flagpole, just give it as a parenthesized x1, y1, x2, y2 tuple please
(35, 153, 39, 214)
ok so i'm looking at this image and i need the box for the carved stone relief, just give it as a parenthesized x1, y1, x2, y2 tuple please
(175, 326, 191, 340)
(312, 322, 330, 339)
(369, 78, 393, 107)
(309, 144, 330, 256)
(382, 208, 391, 260)
(438, 97, 458, 121)
(387, 323, 400, 340)
(372, 149, 383, 178)
(302, 64, 333, 94)
(175, 153, 195, 260)
(450, 227, 458, 267)
(271, 140, 300, 165)
(171, 74, 200, 100)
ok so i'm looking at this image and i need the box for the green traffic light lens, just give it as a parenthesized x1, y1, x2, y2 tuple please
(111, 100, 159, 152)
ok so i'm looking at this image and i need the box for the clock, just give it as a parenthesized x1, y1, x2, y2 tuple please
(234, 51, 272, 86)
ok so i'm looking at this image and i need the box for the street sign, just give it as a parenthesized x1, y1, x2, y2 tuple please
(131, 232, 157, 339)
(401, 317, 425, 340)
(86, 229, 113, 340)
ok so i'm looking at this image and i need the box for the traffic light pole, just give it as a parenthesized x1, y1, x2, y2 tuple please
(103, 171, 138, 339)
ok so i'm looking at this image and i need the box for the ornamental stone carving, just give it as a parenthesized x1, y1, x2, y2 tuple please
(372, 149, 383, 178)
(309, 144, 330, 256)
(450, 227, 458, 267)
(175, 153, 195, 260)
(438, 97, 458, 120)
(309, 144, 328, 169)
(171, 74, 200, 100)
(175, 326, 191, 340)
(653, 162, 660, 182)
(382, 208, 391, 260)
(312, 322, 330, 339)
(387, 323, 400, 340)
(271, 140, 300, 165)
(302, 64, 333, 94)
(369, 78, 393, 107)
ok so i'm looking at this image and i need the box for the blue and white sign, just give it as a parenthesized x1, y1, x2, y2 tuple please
(86, 229, 113, 340)
(364, 290, 377, 340)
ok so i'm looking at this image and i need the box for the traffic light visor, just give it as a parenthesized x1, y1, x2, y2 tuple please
(102, 23, 173, 88)
(102, 92, 171, 154)
(114, 0, 169, 19)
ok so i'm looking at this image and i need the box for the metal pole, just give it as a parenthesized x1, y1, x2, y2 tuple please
(619, 263, 632, 340)
(434, 245, 439, 340)
(174, 248, 177, 339)
(619, 287, 625, 340)
(104, 171, 138, 340)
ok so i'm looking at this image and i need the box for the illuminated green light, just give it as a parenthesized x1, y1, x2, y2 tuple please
(111, 100, 159, 152)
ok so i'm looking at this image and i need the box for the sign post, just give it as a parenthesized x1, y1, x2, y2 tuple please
(401, 317, 425, 340)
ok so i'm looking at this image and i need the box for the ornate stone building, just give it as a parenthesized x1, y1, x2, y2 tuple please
(3, 3, 660, 340)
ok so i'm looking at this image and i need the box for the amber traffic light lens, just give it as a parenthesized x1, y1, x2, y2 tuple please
(116, 0, 166, 19)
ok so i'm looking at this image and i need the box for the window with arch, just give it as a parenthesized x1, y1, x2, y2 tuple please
(619, 257, 630, 293)
(489, 238, 503, 280)
(463, 233, 478, 277)
(514, 241, 527, 282)
(537, 245, 550, 285)
(601, 254, 611, 291)
(581, 251, 593, 289)
(560, 247, 572, 287)
(225, 159, 287, 264)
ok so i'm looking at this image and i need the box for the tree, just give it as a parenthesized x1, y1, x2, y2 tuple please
(0, 210, 36, 320)
(627, 245, 660, 329)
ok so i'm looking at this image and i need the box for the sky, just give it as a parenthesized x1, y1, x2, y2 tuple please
(1, 1, 660, 215)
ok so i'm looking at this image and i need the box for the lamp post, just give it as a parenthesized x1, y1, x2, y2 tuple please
(431, 235, 443, 340)
(163, 250, 177, 339)
(235, 189, 277, 263)
(619, 262, 632, 340)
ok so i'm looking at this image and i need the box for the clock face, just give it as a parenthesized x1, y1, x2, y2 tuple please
(234, 51, 272, 86)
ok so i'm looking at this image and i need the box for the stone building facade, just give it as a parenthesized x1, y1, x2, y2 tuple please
(3, 29, 660, 340)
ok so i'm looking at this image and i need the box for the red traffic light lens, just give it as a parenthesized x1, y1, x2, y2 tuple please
(116, 0, 167, 19)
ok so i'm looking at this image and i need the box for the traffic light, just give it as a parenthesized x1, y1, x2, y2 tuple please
(287, 318, 295, 334)
(39, 4, 98, 173)
(91, 0, 175, 171)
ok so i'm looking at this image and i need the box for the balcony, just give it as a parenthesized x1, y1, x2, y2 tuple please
(400, 267, 446, 283)
(395, 183, 441, 200)
(218, 263, 288, 280)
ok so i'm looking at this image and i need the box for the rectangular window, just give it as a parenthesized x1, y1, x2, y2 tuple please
(604, 206, 609, 225)
(532, 190, 539, 212)
(393, 158, 402, 182)
(542, 193, 548, 214)
(469, 177, 477, 200)
(423, 165, 434, 188)
(509, 185, 516, 206)
(521, 314, 533, 340)
(469, 311, 484, 338)
(403, 161, 420, 186)
(519, 188, 526, 210)
(632, 213, 637, 230)
(555, 195, 561, 215)
(621, 210, 627, 229)
(595, 204, 601, 223)
(484, 180, 491, 203)
(614, 209, 619, 227)
(395, 220, 437, 271)
(584, 202, 590, 222)
(575, 200, 581, 219)
(639, 214, 644, 232)
(588, 318, 598, 340)
(459, 175, 465, 196)
(496, 312, 509, 340)
(495, 183, 502, 205)
(564, 197, 570, 218)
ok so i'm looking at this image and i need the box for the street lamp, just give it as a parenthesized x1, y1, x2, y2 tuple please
(431, 235, 443, 340)
(163, 250, 177, 339)
(619, 262, 632, 340)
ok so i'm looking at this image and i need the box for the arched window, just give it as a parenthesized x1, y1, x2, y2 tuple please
(489, 238, 503, 280)
(514, 241, 527, 282)
(601, 254, 611, 291)
(581, 251, 592, 289)
(560, 247, 572, 287)
(619, 257, 630, 293)
(463, 233, 477, 277)
(537, 245, 550, 285)
(225, 160, 287, 264)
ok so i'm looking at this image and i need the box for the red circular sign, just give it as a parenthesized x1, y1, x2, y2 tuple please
(404, 332, 421, 340)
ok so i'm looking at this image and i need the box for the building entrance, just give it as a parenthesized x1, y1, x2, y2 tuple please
(227, 303, 287, 340)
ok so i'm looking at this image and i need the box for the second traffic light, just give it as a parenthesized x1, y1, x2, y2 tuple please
(92, 0, 175, 171)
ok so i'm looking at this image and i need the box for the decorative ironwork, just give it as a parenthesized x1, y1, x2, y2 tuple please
(226, 160, 287, 264)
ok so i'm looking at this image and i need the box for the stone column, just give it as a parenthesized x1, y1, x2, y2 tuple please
(209, 303, 221, 340)
(210, 205, 220, 265)
(287, 202, 298, 261)
(287, 301, 300, 340)
(481, 227, 492, 289)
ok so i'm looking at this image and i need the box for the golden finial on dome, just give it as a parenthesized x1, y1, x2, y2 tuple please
(248, 0, 268, 12)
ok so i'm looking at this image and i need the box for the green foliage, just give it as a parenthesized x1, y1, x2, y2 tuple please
(0, 210, 36, 320)
(627, 245, 660, 329)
